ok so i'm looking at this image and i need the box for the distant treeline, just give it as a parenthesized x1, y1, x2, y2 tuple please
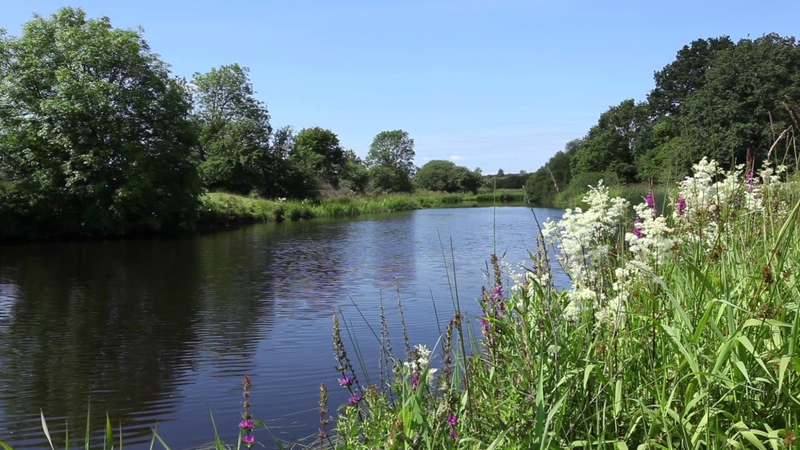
(525, 34, 800, 207)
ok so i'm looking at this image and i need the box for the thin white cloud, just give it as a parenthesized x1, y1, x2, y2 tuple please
(449, 155, 465, 162)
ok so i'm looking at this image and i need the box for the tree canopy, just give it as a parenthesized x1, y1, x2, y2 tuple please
(0, 7, 200, 237)
(528, 33, 800, 207)
(191, 64, 280, 196)
(414, 160, 483, 193)
(366, 130, 416, 192)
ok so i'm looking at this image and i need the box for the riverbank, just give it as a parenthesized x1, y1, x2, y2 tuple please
(197, 189, 527, 230)
(1, 159, 798, 449)
(324, 158, 800, 449)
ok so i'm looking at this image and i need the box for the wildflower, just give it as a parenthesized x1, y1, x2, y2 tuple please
(633, 218, 643, 238)
(450, 431, 458, 440)
(447, 414, 458, 426)
(240, 375, 255, 448)
(645, 192, 657, 214)
(676, 196, 686, 216)
(347, 395, 362, 405)
(318, 383, 329, 444)
(238, 419, 255, 431)
(339, 377, 353, 387)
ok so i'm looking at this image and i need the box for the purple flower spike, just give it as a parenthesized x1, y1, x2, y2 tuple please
(676, 196, 686, 216)
(339, 377, 353, 387)
(633, 218, 643, 238)
(645, 193, 655, 208)
(447, 414, 458, 426)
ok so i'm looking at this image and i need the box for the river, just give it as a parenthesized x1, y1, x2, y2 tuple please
(0, 206, 566, 449)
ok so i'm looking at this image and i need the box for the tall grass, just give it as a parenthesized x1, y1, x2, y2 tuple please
(324, 158, 800, 449)
(198, 190, 526, 229)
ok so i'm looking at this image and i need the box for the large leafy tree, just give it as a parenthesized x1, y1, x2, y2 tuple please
(682, 34, 800, 165)
(414, 160, 483, 193)
(191, 64, 279, 196)
(291, 127, 345, 184)
(571, 99, 651, 183)
(0, 7, 200, 237)
(648, 37, 735, 117)
(366, 130, 416, 192)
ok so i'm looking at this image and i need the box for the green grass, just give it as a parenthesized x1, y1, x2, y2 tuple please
(5, 163, 799, 449)
(323, 159, 800, 449)
(198, 189, 526, 229)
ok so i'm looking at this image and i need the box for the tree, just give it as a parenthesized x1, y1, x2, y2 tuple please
(0, 7, 200, 236)
(340, 150, 369, 194)
(291, 127, 346, 189)
(192, 64, 278, 196)
(414, 160, 483, 193)
(648, 37, 735, 117)
(571, 99, 651, 183)
(682, 34, 800, 166)
(366, 130, 416, 192)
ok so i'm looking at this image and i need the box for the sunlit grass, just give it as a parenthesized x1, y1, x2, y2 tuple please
(322, 158, 800, 449)
(198, 189, 526, 228)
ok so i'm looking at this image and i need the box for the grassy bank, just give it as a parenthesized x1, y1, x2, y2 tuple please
(324, 157, 800, 449)
(4, 159, 799, 449)
(197, 189, 527, 229)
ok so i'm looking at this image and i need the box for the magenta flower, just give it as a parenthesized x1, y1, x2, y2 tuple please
(633, 218, 643, 238)
(339, 377, 353, 387)
(239, 419, 255, 431)
(347, 395, 362, 405)
(450, 430, 458, 440)
(676, 196, 686, 216)
(242, 434, 255, 446)
(645, 193, 655, 208)
(447, 414, 458, 426)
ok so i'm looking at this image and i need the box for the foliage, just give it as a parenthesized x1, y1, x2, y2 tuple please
(366, 130, 416, 192)
(547, 34, 800, 188)
(289, 127, 346, 188)
(191, 64, 281, 196)
(325, 156, 800, 449)
(571, 99, 651, 183)
(525, 142, 576, 207)
(340, 150, 370, 194)
(484, 171, 530, 190)
(0, 7, 201, 237)
(414, 160, 483, 193)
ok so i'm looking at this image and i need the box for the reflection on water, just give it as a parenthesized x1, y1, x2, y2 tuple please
(0, 207, 564, 449)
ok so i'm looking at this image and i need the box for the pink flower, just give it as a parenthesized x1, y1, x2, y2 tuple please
(239, 419, 254, 431)
(242, 434, 255, 446)
(339, 377, 353, 387)
(676, 196, 686, 216)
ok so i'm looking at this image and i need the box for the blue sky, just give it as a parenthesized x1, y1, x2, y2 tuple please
(2, 1, 799, 174)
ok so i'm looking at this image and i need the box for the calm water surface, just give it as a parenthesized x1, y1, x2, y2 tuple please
(0, 206, 565, 449)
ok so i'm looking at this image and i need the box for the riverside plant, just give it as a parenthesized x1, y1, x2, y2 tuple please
(324, 156, 800, 449)
(0, 375, 272, 450)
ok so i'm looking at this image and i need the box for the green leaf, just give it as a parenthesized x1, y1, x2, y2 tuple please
(40, 410, 56, 450)
(777, 355, 790, 392)
(661, 324, 699, 374)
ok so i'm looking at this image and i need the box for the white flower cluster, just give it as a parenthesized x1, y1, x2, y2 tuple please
(674, 157, 789, 248)
(404, 344, 437, 378)
(626, 203, 675, 260)
(542, 181, 629, 324)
